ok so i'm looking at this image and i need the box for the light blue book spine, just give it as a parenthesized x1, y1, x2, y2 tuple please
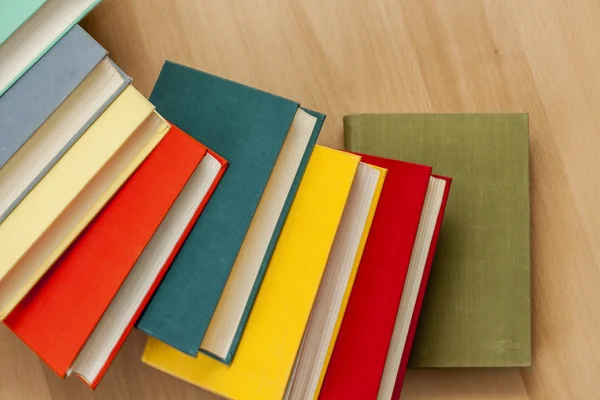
(0, 0, 102, 97)
(0, 59, 131, 223)
(0, 25, 106, 169)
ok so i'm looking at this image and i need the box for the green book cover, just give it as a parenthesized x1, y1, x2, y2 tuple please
(344, 113, 531, 367)
(138, 61, 304, 358)
(0, 0, 46, 45)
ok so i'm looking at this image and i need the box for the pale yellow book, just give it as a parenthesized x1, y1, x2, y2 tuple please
(0, 86, 169, 319)
(142, 145, 360, 400)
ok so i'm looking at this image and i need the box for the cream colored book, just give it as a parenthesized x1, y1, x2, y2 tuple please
(0, 86, 169, 318)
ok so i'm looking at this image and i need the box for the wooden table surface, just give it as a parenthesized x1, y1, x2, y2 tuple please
(2, 0, 599, 398)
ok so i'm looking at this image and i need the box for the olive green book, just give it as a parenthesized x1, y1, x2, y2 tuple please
(344, 113, 531, 367)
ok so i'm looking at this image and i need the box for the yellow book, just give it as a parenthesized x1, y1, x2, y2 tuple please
(0, 86, 169, 318)
(142, 145, 360, 400)
(313, 164, 386, 399)
(284, 162, 386, 400)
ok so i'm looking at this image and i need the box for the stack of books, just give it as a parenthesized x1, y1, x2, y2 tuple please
(0, 2, 531, 400)
(0, 0, 229, 389)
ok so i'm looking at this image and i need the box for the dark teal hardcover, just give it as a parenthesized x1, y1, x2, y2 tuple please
(137, 61, 300, 357)
(206, 108, 325, 364)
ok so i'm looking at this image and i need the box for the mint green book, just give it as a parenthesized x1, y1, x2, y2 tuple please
(0, 0, 46, 45)
(345, 113, 531, 368)
(0, 0, 101, 96)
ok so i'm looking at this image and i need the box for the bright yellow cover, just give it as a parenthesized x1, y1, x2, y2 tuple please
(0, 86, 165, 319)
(142, 145, 360, 400)
(313, 164, 387, 399)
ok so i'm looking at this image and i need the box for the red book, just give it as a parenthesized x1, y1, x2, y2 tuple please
(319, 154, 432, 400)
(392, 175, 451, 398)
(5, 126, 223, 387)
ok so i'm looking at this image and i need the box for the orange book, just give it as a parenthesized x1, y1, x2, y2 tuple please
(71, 145, 227, 388)
(5, 125, 224, 387)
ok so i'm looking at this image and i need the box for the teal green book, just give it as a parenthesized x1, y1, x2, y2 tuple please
(138, 62, 324, 363)
(208, 108, 325, 364)
(0, 0, 46, 45)
(0, 1, 102, 96)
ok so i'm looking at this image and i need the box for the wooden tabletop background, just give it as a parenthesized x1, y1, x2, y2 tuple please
(2, 0, 599, 398)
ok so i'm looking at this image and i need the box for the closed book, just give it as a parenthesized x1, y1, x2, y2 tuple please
(0, 0, 101, 95)
(142, 146, 360, 400)
(0, 56, 131, 223)
(286, 161, 386, 400)
(319, 155, 432, 400)
(138, 61, 323, 362)
(0, 86, 168, 319)
(0, 25, 106, 170)
(5, 126, 206, 383)
(67, 134, 227, 388)
(199, 108, 324, 363)
(0, 0, 46, 45)
(344, 114, 531, 368)
(378, 174, 452, 399)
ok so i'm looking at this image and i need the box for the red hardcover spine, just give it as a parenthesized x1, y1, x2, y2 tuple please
(319, 153, 431, 400)
(391, 175, 452, 398)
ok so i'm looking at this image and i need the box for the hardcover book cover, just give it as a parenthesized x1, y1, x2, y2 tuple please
(344, 113, 531, 368)
(142, 146, 360, 400)
(138, 61, 302, 357)
(0, 25, 105, 169)
(5, 126, 206, 377)
(319, 154, 432, 400)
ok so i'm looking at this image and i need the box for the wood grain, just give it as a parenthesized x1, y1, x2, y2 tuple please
(2, 0, 599, 398)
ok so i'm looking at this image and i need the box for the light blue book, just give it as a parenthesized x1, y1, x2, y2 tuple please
(0, 0, 102, 96)
(0, 0, 47, 45)
(0, 29, 130, 223)
(0, 26, 104, 169)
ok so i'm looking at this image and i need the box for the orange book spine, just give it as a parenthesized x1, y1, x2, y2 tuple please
(90, 150, 228, 389)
